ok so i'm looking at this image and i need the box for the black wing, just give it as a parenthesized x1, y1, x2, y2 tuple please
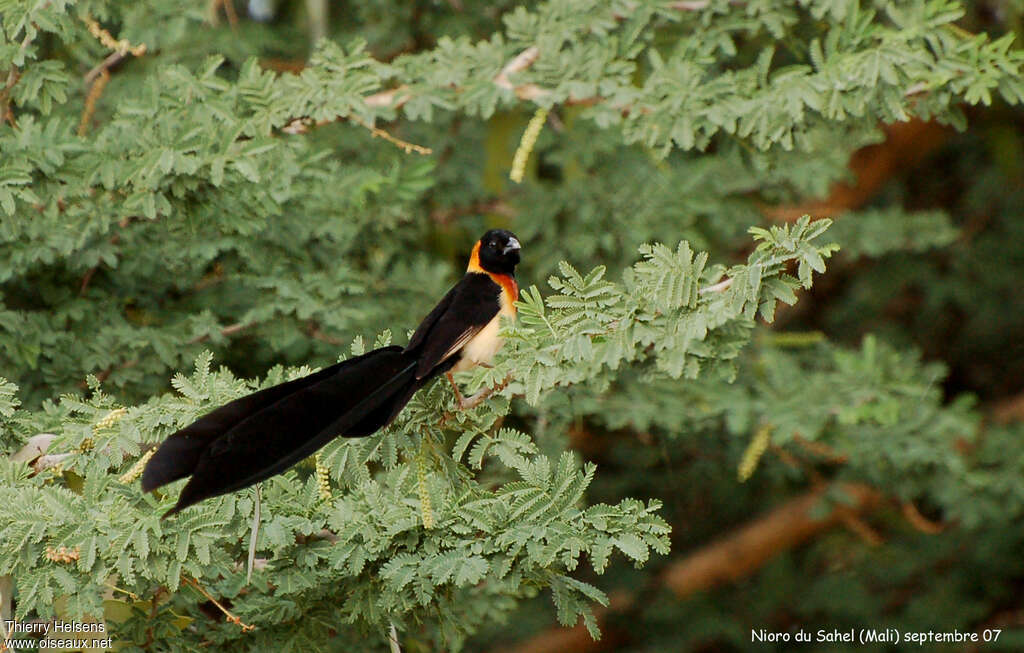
(406, 272, 502, 379)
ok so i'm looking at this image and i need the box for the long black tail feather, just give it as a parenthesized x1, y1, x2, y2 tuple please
(142, 346, 426, 516)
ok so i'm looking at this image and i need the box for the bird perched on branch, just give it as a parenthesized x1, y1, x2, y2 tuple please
(142, 230, 521, 516)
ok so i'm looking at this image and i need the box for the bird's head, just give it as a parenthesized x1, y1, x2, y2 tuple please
(474, 229, 521, 275)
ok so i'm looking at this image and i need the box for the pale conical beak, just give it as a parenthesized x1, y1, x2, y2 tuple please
(503, 237, 521, 254)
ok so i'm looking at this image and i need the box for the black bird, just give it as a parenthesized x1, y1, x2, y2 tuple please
(142, 230, 521, 515)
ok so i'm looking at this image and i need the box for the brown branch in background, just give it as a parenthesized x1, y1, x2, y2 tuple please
(661, 483, 880, 595)
(429, 200, 515, 226)
(307, 321, 344, 345)
(85, 358, 139, 387)
(188, 321, 252, 344)
(792, 434, 849, 463)
(222, 0, 240, 30)
(492, 592, 634, 653)
(79, 265, 98, 294)
(762, 119, 951, 221)
(208, 0, 239, 29)
(992, 392, 1024, 424)
(78, 68, 110, 136)
(901, 501, 945, 534)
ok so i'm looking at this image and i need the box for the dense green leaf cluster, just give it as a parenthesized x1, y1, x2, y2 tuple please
(2, 0, 1023, 650)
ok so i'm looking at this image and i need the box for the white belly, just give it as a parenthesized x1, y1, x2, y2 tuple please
(451, 314, 504, 372)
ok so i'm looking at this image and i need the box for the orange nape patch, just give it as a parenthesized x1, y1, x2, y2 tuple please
(466, 241, 484, 273)
(466, 241, 518, 313)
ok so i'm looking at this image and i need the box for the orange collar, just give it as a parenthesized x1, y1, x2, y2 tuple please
(467, 241, 518, 309)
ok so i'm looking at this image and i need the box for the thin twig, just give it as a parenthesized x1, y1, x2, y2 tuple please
(698, 277, 733, 294)
(494, 47, 547, 101)
(183, 577, 255, 632)
(388, 622, 402, 653)
(84, 51, 128, 85)
(103, 581, 140, 601)
(247, 485, 261, 584)
(350, 115, 432, 155)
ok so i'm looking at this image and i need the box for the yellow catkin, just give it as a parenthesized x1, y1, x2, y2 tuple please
(315, 453, 332, 501)
(119, 447, 156, 484)
(45, 545, 80, 564)
(78, 68, 110, 137)
(95, 407, 127, 431)
(82, 16, 147, 56)
(509, 107, 549, 183)
(87, 407, 127, 452)
(417, 448, 434, 529)
(737, 424, 773, 482)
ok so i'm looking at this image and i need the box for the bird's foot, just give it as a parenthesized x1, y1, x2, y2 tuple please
(446, 372, 468, 409)
(459, 374, 512, 411)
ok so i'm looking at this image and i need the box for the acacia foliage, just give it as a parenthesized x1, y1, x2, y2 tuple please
(2, 0, 1023, 651)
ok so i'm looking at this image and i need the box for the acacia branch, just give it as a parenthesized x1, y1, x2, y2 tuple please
(282, 45, 545, 136)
